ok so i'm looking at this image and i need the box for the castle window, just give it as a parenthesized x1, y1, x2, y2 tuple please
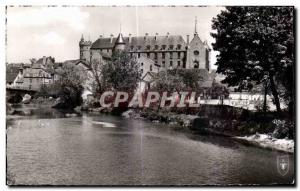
(170, 52, 173, 59)
(177, 61, 180, 67)
(154, 53, 157, 59)
(194, 50, 199, 56)
(147, 52, 150, 58)
(150, 65, 153, 71)
(138, 53, 140, 58)
(177, 44, 182, 50)
(130, 53, 133, 58)
(194, 60, 199, 68)
(162, 61, 165, 67)
(170, 61, 173, 67)
(141, 69, 143, 73)
(177, 52, 181, 58)
(162, 52, 165, 59)
(141, 62, 143, 66)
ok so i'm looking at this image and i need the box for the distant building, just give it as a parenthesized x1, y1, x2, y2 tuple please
(6, 56, 57, 91)
(79, 18, 212, 93)
(79, 17, 211, 71)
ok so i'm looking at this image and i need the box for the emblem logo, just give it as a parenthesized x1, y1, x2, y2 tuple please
(277, 155, 289, 176)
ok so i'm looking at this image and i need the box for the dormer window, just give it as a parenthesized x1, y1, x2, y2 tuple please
(194, 50, 199, 56)
(146, 45, 151, 50)
(130, 46, 134, 50)
(138, 46, 141, 50)
(162, 45, 166, 50)
(155, 45, 159, 50)
(169, 45, 174, 50)
(177, 44, 182, 50)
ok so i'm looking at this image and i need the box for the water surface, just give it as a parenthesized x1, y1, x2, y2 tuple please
(7, 105, 294, 185)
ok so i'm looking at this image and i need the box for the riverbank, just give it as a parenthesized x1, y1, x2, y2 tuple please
(234, 134, 294, 153)
(120, 107, 295, 153)
(7, 102, 295, 153)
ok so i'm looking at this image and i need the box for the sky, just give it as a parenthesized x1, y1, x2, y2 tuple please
(6, 6, 224, 68)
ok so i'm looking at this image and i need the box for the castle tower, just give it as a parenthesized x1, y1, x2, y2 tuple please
(194, 16, 198, 37)
(186, 17, 210, 70)
(79, 34, 92, 62)
(113, 33, 126, 52)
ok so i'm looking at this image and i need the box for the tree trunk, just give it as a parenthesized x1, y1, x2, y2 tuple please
(269, 74, 281, 113)
(263, 80, 267, 113)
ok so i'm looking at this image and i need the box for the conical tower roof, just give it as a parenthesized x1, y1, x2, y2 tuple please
(115, 33, 126, 44)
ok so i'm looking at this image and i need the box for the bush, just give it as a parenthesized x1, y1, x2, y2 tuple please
(272, 119, 294, 139)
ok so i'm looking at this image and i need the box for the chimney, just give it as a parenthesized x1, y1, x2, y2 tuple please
(99, 34, 103, 38)
(110, 34, 114, 43)
(144, 33, 148, 40)
(155, 33, 158, 41)
(166, 32, 170, 38)
(186, 35, 190, 45)
(42, 56, 46, 65)
(129, 33, 132, 43)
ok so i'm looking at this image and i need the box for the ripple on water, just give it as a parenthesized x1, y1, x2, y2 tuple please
(91, 121, 116, 128)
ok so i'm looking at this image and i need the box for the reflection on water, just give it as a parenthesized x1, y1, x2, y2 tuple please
(7, 105, 294, 185)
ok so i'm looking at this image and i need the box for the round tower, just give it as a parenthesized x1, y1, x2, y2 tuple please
(79, 34, 92, 62)
(113, 33, 126, 52)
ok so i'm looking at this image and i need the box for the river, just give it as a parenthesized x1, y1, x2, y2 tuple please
(6, 105, 294, 185)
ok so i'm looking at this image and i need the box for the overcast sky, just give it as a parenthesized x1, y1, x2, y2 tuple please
(6, 6, 224, 68)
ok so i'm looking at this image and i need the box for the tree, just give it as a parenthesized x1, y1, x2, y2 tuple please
(211, 7, 294, 113)
(152, 69, 205, 93)
(101, 51, 141, 92)
(53, 63, 88, 109)
(90, 58, 105, 94)
(150, 69, 208, 111)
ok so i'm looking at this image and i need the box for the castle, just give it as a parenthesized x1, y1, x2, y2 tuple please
(79, 18, 211, 71)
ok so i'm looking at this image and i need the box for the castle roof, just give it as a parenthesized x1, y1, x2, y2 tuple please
(91, 35, 187, 51)
(115, 33, 125, 44)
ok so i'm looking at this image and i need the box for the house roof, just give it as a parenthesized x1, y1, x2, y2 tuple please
(23, 68, 52, 78)
(31, 56, 55, 69)
(141, 71, 156, 83)
(63, 59, 92, 70)
(91, 35, 187, 51)
(6, 65, 19, 83)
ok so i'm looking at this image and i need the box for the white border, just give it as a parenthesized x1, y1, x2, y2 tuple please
(0, 1, 298, 190)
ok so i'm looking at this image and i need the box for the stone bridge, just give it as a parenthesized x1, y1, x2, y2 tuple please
(6, 87, 37, 103)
